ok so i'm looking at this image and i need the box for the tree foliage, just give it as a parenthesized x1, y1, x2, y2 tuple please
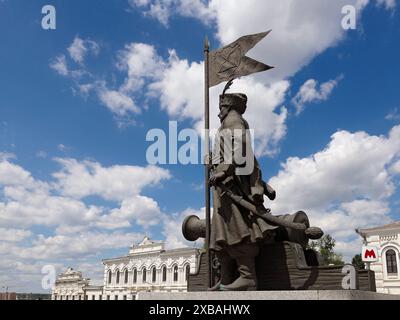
(352, 254, 365, 270)
(308, 234, 344, 266)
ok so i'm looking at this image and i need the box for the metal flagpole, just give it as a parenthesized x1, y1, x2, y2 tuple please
(204, 36, 212, 288)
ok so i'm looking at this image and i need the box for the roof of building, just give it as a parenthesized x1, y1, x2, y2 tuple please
(102, 236, 199, 263)
(102, 246, 199, 264)
(357, 221, 400, 236)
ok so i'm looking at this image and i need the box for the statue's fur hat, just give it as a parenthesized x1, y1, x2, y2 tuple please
(219, 93, 247, 114)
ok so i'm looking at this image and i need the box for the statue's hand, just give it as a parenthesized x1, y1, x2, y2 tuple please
(209, 171, 226, 186)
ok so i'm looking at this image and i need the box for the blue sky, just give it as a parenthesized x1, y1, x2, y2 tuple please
(0, 0, 400, 292)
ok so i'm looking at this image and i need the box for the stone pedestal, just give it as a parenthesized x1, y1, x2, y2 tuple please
(137, 290, 400, 300)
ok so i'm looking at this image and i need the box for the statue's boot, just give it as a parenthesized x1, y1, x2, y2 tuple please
(221, 244, 259, 291)
(220, 255, 257, 291)
(208, 251, 236, 291)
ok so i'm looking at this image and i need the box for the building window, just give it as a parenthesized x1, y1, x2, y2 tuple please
(185, 264, 190, 282)
(173, 265, 178, 282)
(116, 270, 120, 284)
(152, 267, 157, 283)
(162, 266, 167, 282)
(123, 295, 127, 300)
(99, 295, 102, 300)
(107, 295, 110, 300)
(108, 270, 112, 284)
(66, 296, 69, 300)
(72, 296, 75, 300)
(142, 267, 147, 283)
(124, 269, 129, 284)
(386, 249, 398, 274)
(133, 268, 137, 283)
(92, 295, 95, 300)
(114, 295, 118, 300)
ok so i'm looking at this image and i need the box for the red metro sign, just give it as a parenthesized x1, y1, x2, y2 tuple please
(362, 246, 379, 262)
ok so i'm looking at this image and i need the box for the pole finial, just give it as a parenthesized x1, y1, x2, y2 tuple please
(204, 36, 210, 51)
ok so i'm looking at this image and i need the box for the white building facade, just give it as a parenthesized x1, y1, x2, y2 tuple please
(358, 222, 400, 295)
(52, 237, 199, 300)
(52, 268, 89, 300)
(102, 237, 198, 300)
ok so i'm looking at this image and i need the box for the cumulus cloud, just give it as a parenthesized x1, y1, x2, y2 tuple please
(267, 125, 400, 259)
(385, 107, 400, 121)
(376, 0, 397, 9)
(0, 228, 32, 242)
(49, 55, 69, 77)
(97, 85, 140, 117)
(67, 36, 100, 65)
(148, 50, 290, 156)
(162, 207, 205, 250)
(0, 154, 172, 290)
(14, 231, 144, 260)
(117, 43, 165, 94)
(53, 158, 170, 201)
(132, 0, 395, 80)
(0, 156, 171, 229)
(128, 0, 216, 27)
(292, 77, 342, 114)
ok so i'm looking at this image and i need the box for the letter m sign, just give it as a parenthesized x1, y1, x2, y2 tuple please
(362, 246, 378, 262)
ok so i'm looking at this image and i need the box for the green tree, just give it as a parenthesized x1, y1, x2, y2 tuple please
(308, 234, 344, 266)
(352, 254, 365, 270)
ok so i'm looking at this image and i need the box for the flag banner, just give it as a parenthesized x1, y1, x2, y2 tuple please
(209, 31, 273, 87)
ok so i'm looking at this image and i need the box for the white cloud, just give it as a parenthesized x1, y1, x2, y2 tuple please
(133, 0, 394, 83)
(53, 158, 170, 201)
(376, 0, 397, 9)
(128, 0, 216, 27)
(57, 144, 69, 152)
(97, 196, 163, 229)
(385, 107, 400, 120)
(389, 160, 400, 174)
(0, 156, 171, 230)
(267, 125, 400, 258)
(97, 85, 140, 116)
(67, 36, 100, 65)
(162, 207, 205, 250)
(149, 50, 290, 156)
(14, 231, 144, 260)
(117, 43, 165, 94)
(0, 154, 174, 290)
(292, 77, 342, 114)
(36, 151, 47, 159)
(0, 158, 36, 187)
(49, 55, 69, 76)
(0, 228, 32, 242)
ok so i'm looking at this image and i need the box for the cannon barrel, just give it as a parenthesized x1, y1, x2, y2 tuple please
(182, 211, 322, 247)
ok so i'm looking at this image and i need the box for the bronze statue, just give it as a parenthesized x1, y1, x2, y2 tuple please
(208, 88, 278, 291)
(181, 32, 377, 293)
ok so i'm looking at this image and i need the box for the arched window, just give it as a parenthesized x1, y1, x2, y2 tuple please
(152, 267, 157, 283)
(133, 269, 137, 283)
(162, 266, 167, 282)
(107, 270, 112, 284)
(142, 267, 147, 283)
(185, 264, 190, 282)
(386, 249, 398, 274)
(116, 270, 120, 284)
(124, 269, 129, 284)
(173, 265, 178, 282)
